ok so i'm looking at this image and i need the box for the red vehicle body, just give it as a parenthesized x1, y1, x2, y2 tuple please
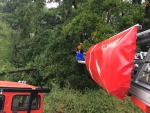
(77, 25, 150, 113)
(0, 80, 50, 113)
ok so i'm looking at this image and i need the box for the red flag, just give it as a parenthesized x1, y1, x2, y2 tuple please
(86, 25, 139, 100)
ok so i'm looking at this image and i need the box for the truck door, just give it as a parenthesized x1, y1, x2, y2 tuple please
(11, 95, 41, 113)
(0, 95, 5, 113)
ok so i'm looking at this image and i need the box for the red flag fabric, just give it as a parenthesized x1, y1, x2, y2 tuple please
(85, 25, 139, 100)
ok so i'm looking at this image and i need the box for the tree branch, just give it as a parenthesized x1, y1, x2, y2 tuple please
(0, 68, 37, 76)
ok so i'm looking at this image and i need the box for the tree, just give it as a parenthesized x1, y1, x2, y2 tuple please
(0, 0, 147, 89)
(0, 20, 13, 75)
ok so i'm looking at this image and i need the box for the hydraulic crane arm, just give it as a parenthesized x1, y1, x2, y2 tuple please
(76, 25, 150, 113)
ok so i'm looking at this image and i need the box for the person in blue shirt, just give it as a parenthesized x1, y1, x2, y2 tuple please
(76, 43, 84, 60)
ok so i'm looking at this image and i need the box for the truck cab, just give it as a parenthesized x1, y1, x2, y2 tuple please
(0, 81, 50, 113)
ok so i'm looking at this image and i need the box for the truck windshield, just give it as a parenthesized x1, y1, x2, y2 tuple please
(0, 95, 4, 111)
(12, 95, 40, 111)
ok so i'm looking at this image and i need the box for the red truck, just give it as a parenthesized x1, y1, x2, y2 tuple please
(0, 80, 50, 113)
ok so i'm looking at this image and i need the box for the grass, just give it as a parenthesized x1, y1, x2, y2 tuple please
(43, 84, 142, 113)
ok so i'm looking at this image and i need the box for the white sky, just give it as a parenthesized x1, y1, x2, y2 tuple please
(46, 0, 146, 8)
(46, 2, 59, 8)
(46, 0, 59, 8)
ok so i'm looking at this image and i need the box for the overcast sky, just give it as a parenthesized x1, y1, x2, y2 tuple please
(46, 0, 146, 8)
(46, 0, 59, 8)
(46, 2, 59, 8)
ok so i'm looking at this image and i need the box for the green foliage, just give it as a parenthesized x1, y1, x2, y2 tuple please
(114, 3, 144, 31)
(0, 20, 13, 73)
(44, 83, 142, 113)
(0, 1, 149, 112)
(81, 40, 92, 51)
(0, 0, 149, 90)
(63, 0, 144, 50)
